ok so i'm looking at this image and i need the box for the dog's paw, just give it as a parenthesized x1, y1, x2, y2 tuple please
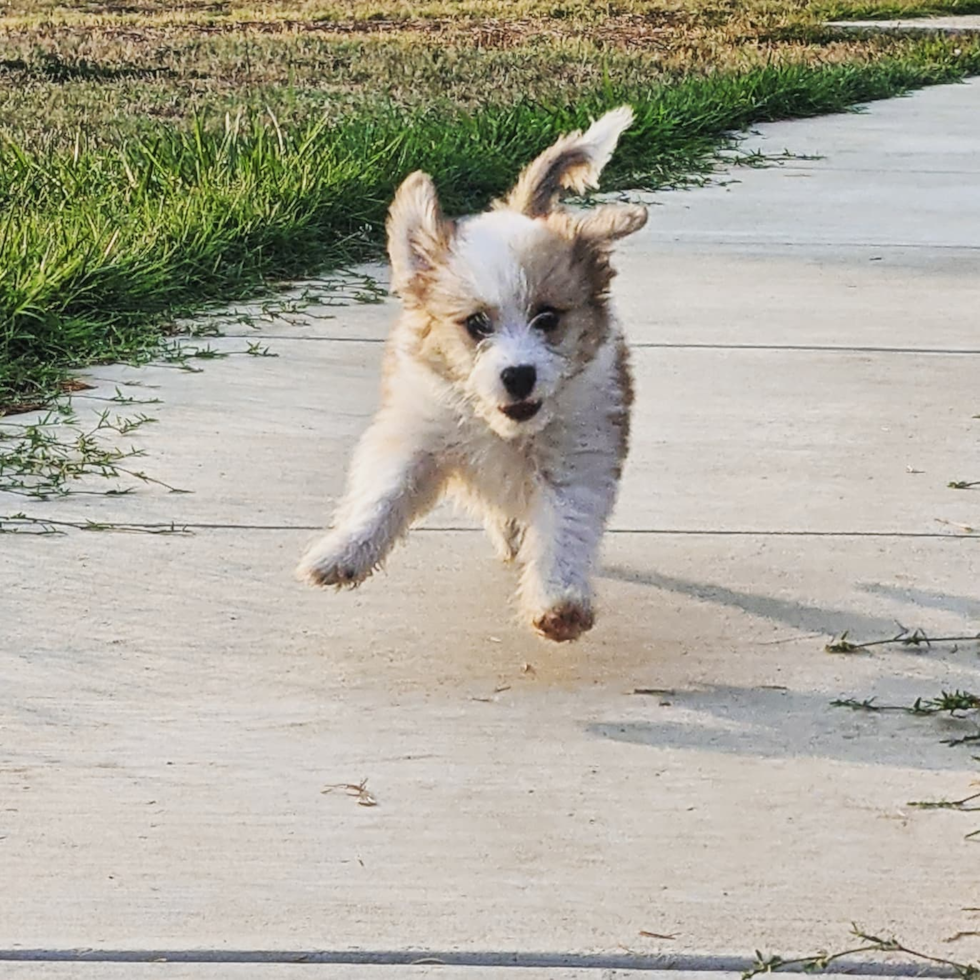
(296, 534, 375, 590)
(532, 601, 594, 643)
(297, 558, 366, 589)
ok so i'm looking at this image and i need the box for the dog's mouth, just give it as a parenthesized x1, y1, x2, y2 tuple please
(500, 400, 542, 422)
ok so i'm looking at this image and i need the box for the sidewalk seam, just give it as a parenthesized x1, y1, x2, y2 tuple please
(0, 949, 963, 975)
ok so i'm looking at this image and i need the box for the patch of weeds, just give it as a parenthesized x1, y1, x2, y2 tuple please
(292, 271, 387, 309)
(826, 624, 980, 652)
(245, 341, 277, 357)
(729, 147, 826, 168)
(567, 191, 646, 210)
(104, 386, 163, 406)
(909, 790, 980, 810)
(0, 406, 188, 499)
(831, 682, 980, 838)
(0, 512, 62, 535)
(178, 318, 227, 339)
(0, 513, 193, 535)
(156, 341, 278, 371)
(157, 342, 226, 369)
(744, 925, 980, 979)
(256, 298, 312, 327)
(831, 689, 980, 714)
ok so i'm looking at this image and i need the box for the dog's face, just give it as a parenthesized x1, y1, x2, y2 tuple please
(417, 210, 610, 438)
(386, 107, 647, 439)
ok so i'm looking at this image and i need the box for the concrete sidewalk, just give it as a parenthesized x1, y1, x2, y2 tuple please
(2, 81, 979, 974)
(828, 15, 980, 34)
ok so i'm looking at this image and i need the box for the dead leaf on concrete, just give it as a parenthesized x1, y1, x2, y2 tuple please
(470, 684, 511, 703)
(936, 517, 977, 534)
(639, 930, 677, 939)
(322, 777, 377, 807)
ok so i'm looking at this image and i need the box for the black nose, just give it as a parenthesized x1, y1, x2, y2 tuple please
(501, 365, 536, 400)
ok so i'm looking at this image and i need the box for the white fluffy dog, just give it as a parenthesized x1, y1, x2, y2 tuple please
(297, 106, 647, 642)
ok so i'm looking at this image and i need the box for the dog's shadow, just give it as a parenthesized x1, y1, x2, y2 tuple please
(600, 563, 907, 639)
(585, 683, 978, 772)
(587, 564, 980, 772)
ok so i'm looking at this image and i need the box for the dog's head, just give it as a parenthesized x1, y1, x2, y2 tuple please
(386, 106, 647, 439)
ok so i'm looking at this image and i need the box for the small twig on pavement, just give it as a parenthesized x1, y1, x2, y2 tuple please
(936, 518, 977, 534)
(909, 791, 980, 811)
(322, 778, 377, 807)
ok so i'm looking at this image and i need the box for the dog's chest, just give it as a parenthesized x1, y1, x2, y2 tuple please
(447, 424, 542, 510)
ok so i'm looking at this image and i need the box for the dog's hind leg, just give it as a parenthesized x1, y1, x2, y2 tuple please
(484, 515, 525, 563)
(296, 419, 443, 589)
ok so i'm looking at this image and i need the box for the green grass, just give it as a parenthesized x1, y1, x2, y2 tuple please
(1, 22, 979, 411)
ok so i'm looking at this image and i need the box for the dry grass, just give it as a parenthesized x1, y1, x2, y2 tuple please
(0, 0, 960, 148)
(6, 0, 980, 28)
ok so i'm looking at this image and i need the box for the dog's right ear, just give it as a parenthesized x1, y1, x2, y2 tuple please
(386, 171, 453, 298)
(499, 106, 634, 218)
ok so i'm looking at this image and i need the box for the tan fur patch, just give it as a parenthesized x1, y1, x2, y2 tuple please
(498, 138, 599, 217)
(386, 171, 455, 300)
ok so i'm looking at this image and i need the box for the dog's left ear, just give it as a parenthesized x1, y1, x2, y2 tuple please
(571, 203, 648, 298)
(387, 171, 454, 298)
(500, 105, 635, 217)
(576, 203, 648, 243)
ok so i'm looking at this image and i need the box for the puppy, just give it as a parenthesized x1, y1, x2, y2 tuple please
(297, 106, 647, 642)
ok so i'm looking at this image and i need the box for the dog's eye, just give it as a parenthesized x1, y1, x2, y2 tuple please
(464, 311, 493, 340)
(531, 307, 561, 333)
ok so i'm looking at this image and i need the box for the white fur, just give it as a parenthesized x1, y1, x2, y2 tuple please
(297, 107, 642, 642)
(575, 105, 635, 191)
(450, 210, 541, 306)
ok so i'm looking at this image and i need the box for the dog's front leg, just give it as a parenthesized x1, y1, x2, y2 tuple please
(297, 420, 443, 589)
(518, 473, 617, 643)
